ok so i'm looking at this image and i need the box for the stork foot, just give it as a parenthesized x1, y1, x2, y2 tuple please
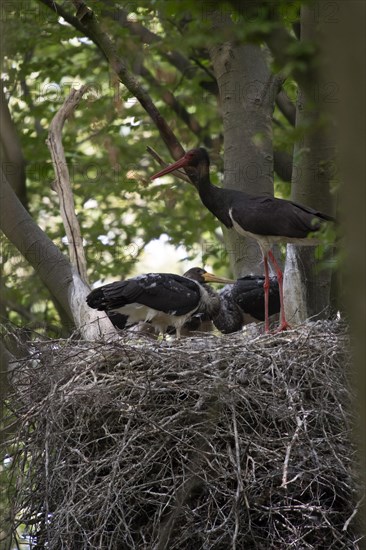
(275, 321, 291, 332)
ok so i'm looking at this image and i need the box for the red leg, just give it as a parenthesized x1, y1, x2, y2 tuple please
(268, 250, 290, 331)
(263, 254, 270, 333)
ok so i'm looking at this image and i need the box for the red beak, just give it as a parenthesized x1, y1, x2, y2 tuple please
(151, 155, 189, 180)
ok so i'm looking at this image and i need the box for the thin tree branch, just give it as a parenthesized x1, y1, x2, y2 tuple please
(146, 146, 192, 184)
(38, 0, 185, 162)
(101, 1, 220, 119)
(42, 0, 208, 144)
(274, 150, 293, 182)
(114, 3, 293, 176)
(342, 496, 364, 532)
(73, 0, 185, 160)
(46, 86, 89, 285)
(137, 63, 212, 146)
(146, 146, 166, 168)
(276, 89, 296, 126)
(96, 5, 214, 146)
(100, 0, 196, 78)
(39, 0, 88, 34)
(189, 55, 217, 83)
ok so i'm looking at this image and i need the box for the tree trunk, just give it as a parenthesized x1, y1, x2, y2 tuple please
(0, 168, 114, 340)
(326, 0, 366, 505)
(210, 17, 277, 277)
(0, 81, 27, 207)
(284, 3, 335, 324)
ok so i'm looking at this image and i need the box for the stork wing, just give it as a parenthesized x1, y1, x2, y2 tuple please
(232, 276, 280, 320)
(213, 293, 243, 334)
(87, 274, 201, 316)
(87, 280, 141, 310)
(230, 195, 332, 239)
(219, 276, 280, 322)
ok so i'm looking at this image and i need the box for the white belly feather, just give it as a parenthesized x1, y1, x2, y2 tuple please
(112, 302, 200, 335)
(229, 209, 319, 254)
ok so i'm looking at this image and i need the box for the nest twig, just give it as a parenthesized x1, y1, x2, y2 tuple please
(4, 320, 363, 549)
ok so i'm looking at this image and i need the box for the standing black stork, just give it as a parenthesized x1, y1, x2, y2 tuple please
(213, 275, 280, 334)
(151, 148, 335, 332)
(86, 267, 234, 338)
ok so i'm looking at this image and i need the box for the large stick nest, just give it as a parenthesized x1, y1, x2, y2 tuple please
(6, 320, 363, 549)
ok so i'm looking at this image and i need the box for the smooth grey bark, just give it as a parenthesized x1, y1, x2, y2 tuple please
(327, 1, 365, 496)
(210, 29, 278, 277)
(0, 80, 27, 207)
(276, 89, 296, 126)
(284, 4, 335, 324)
(1, 166, 75, 323)
(0, 168, 114, 339)
(273, 150, 293, 183)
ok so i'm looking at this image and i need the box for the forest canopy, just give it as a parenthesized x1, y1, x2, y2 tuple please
(1, 0, 339, 335)
(1, 2, 365, 547)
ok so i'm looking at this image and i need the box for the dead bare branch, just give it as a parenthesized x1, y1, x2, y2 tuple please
(46, 86, 89, 285)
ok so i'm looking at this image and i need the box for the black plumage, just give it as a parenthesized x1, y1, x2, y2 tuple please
(151, 148, 334, 332)
(213, 276, 280, 334)
(105, 311, 129, 330)
(86, 267, 233, 338)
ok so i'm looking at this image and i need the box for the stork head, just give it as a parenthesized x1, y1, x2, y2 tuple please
(183, 267, 235, 285)
(151, 148, 210, 180)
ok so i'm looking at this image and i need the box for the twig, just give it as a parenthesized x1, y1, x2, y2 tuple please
(68, 0, 185, 161)
(281, 412, 308, 488)
(230, 404, 244, 550)
(342, 496, 364, 532)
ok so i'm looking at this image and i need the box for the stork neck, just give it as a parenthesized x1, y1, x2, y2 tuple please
(196, 163, 220, 201)
(199, 283, 220, 317)
(195, 164, 229, 225)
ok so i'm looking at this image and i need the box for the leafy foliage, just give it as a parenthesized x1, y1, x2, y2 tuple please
(1, 0, 335, 334)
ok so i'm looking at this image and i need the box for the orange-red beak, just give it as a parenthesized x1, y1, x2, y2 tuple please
(151, 155, 189, 180)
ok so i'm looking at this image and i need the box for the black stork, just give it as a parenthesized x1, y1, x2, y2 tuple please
(213, 275, 280, 334)
(151, 148, 335, 332)
(86, 267, 234, 338)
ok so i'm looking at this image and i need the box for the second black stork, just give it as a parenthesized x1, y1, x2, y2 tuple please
(86, 267, 234, 338)
(151, 148, 335, 332)
(214, 275, 280, 334)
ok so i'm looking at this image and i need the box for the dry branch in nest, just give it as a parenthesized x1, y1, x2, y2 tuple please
(5, 320, 363, 549)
